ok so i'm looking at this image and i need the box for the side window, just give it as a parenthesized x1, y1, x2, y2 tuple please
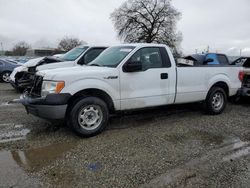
(217, 55, 228, 65)
(205, 54, 219, 65)
(78, 48, 105, 65)
(129, 47, 163, 70)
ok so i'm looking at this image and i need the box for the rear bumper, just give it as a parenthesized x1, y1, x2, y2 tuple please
(238, 87, 250, 97)
(21, 93, 71, 120)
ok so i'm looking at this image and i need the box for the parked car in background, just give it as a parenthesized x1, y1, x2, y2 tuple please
(18, 44, 242, 137)
(4, 59, 20, 65)
(10, 45, 107, 91)
(0, 59, 21, 83)
(178, 53, 230, 66)
(231, 57, 250, 97)
(231, 57, 250, 66)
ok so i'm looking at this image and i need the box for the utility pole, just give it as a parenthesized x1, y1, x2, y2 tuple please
(240, 49, 242, 56)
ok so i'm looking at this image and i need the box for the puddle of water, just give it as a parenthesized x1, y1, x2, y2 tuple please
(164, 130, 224, 145)
(0, 151, 41, 187)
(0, 142, 74, 186)
(144, 137, 250, 187)
(0, 142, 74, 172)
(223, 146, 250, 161)
(223, 139, 250, 161)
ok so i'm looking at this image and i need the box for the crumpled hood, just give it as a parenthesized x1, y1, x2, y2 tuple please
(22, 56, 64, 69)
(37, 61, 75, 71)
(22, 57, 45, 67)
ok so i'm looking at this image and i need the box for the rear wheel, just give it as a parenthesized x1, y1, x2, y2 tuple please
(1, 71, 11, 83)
(205, 87, 227, 115)
(68, 97, 109, 137)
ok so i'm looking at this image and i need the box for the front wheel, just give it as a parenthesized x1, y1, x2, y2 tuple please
(1, 71, 11, 83)
(205, 87, 227, 115)
(68, 97, 109, 137)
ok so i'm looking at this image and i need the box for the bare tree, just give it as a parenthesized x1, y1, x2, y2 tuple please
(111, 0, 182, 56)
(12, 41, 31, 56)
(58, 37, 87, 51)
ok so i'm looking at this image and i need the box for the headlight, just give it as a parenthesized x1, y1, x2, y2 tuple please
(41, 81, 65, 97)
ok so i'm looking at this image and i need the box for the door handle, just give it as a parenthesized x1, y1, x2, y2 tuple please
(161, 73, 168, 79)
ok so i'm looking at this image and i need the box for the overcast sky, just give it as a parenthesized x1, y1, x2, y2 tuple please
(0, 0, 250, 56)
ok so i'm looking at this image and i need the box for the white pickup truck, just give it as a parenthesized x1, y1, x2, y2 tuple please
(20, 44, 242, 137)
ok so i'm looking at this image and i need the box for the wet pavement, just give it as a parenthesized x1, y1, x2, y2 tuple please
(0, 83, 250, 187)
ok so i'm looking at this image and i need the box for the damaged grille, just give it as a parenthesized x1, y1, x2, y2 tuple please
(15, 71, 35, 89)
(29, 75, 43, 97)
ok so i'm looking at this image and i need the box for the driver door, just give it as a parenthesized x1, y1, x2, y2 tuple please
(120, 47, 171, 110)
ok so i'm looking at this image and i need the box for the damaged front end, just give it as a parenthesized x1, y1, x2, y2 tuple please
(13, 56, 62, 92)
(15, 74, 70, 120)
(13, 69, 36, 92)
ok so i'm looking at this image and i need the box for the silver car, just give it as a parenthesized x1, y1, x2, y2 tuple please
(0, 59, 21, 83)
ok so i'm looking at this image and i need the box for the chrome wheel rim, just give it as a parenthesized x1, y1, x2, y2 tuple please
(212, 92, 224, 111)
(78, 105, 103, 130)
(2, 72, 10, 82)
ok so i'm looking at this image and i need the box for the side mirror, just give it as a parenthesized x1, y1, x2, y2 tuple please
(204, 58, 214, 64)
(123, 61, 142, 72)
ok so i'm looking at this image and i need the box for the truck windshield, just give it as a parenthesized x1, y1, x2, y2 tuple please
(88, 46, 135, 67)
(61, 47, 89, 61)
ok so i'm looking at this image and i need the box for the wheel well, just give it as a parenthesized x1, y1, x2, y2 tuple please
(67, 89, 115, 112)
(209, 82, 229, 96)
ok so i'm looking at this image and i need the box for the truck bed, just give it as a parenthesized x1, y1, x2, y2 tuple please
(175, 66, 242, 104)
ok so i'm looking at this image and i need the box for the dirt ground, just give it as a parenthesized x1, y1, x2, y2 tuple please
(0, 82, 250, 188)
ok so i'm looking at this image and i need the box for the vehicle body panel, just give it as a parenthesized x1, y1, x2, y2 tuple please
(175, 67, 240, 103)
(37, 61, 75, 71)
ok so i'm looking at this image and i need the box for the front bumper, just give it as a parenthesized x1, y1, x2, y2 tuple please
(238, 87, 250, 97)
(21, 93, 71, 120)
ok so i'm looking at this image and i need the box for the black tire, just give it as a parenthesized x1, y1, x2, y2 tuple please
(205, 87, 227, 115)
(1, 71, 11, 83)
(68, 97, 109, 137)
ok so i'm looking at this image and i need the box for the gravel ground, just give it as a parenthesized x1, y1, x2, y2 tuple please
(0, 83, 250, 187)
